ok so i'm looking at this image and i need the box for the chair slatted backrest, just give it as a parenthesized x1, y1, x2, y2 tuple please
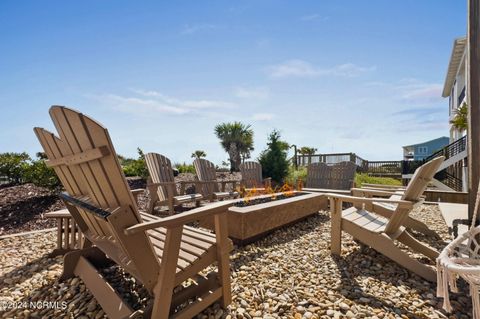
(306, 162, 330, 188)
(329, 161, 356, 190)
(384, 156, 445, 235)
(145, 153, 177, 202)
(34, 106, 160, 291)
(193, 158, 219, 196)
(240, 161, 263, 188)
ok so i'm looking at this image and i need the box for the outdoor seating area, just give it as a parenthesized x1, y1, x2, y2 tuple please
(2, 2, 480, 319)
(0, 105, 476, 318)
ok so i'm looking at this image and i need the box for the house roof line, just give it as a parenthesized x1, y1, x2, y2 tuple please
(442, 36, 467, 98)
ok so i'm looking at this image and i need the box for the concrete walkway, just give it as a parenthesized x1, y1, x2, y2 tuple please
(438, 202, 469, 238)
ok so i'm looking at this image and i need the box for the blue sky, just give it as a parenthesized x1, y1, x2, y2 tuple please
(0, 1, 467, 165)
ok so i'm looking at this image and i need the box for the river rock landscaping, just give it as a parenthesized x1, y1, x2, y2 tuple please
(0, 204, 471, 318)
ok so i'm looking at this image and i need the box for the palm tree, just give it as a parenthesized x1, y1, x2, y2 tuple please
(450, 102, 468, 132)
(214, 122, 254, 172)
(298, 146, 317, 155)
(191, 150, 207, 159)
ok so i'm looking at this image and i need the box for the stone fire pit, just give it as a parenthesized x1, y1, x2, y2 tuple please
(202, 191, 327, 244)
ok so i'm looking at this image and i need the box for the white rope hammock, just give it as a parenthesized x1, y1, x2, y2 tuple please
(437, 180, 480, 318)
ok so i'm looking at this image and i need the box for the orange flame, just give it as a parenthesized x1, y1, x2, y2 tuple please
(240, 181, 297, 203)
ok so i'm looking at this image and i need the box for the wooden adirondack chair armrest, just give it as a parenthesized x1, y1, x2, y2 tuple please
(148, 182, 177, 198)
(130, 188, 145, 202)
(219, 180, 238, 191)
(351, 188, 398, 198)
(325, 193, 415, 209)
(149, 182, 177, 187)
(178, 181, 197, 185)
(177, 180, 199, 195)
(124, 200, 237, 235)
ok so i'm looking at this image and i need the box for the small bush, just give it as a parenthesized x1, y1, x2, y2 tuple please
(119, 148, 149, 179)
(285, 166, 307, 186)
(259, 130, 289, 184)
(23, 157, 60, 189)
(355, 173, 402, 187)
(175, 162, 196, 174)
(0, 152, 31, 184)
(0, 152, 60, 189)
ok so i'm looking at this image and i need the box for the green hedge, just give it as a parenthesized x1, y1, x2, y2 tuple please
(0, 152, 60, 188)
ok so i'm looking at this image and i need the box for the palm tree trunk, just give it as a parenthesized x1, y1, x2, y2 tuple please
(228, 142, 241, 172)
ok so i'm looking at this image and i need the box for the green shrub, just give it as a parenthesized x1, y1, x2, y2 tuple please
(23, 157, 60, 189)
(354, 173, 402, 187)
(175, 162, 196, 174)
(0, 152, 31, 184)
(119, 148, 149, 179)
(259, 130, 289, 184)
(285, 166, 307, 186)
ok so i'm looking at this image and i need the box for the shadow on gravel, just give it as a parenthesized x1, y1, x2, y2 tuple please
(332, 247, 471, 318)
(0, 253, 60, 289)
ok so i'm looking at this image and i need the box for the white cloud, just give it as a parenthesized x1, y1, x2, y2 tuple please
(96, 94, 188, 115)
(267, 60, 375, 78)
(398, 82, 443, 104)
(252, 113, 274, 121)
(364, 79, 444, 105)
(234, 86, 269, 99)
(89, 90, 234, 116)
(181, 24, 218, 35)
(133, 89, 234, 109)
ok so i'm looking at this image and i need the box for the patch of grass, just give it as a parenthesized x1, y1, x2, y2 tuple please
(355, 173, 402, 187)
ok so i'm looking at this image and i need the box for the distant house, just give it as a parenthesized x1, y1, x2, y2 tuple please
(442, 36, 467, 142)
(403, 137, 449, 161)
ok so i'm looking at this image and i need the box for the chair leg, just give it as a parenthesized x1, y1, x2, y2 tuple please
(214, 212, 232, 307)
(396, 231, 439, 260)
(151, 227, 183, 319)
(147, 188, 158, 214)
(330, 197, 342, 255)
(61, 247, 109, 280)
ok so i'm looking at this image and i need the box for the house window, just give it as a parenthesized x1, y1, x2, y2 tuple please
(418, 146, 428, 154)
(458, 86, 466, 106)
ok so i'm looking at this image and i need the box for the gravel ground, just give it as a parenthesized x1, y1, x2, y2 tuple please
(0, 205, 472, 318)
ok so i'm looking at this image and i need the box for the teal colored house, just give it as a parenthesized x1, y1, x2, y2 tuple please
(403, 137, 450, 161)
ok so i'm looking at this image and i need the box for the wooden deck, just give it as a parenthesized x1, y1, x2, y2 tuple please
(438, 202, 469, 237)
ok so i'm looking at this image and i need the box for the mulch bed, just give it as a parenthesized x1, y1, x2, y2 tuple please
(0, 184, 64, 236)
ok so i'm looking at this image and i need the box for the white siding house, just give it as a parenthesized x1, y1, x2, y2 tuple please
(442, 36, 467, 142)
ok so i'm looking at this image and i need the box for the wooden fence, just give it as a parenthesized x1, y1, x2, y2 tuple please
(295, 153, 404, 178)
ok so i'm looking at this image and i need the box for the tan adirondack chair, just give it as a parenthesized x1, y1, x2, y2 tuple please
(34, 106, 233, 319)
(303, 161, 356, 195)
(193, 158, 239, 201)
(351, 187, 436, 236)
(145, 152, 203, 215)
(239, 161, 271, 192)
(327, 156, 445, 282)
